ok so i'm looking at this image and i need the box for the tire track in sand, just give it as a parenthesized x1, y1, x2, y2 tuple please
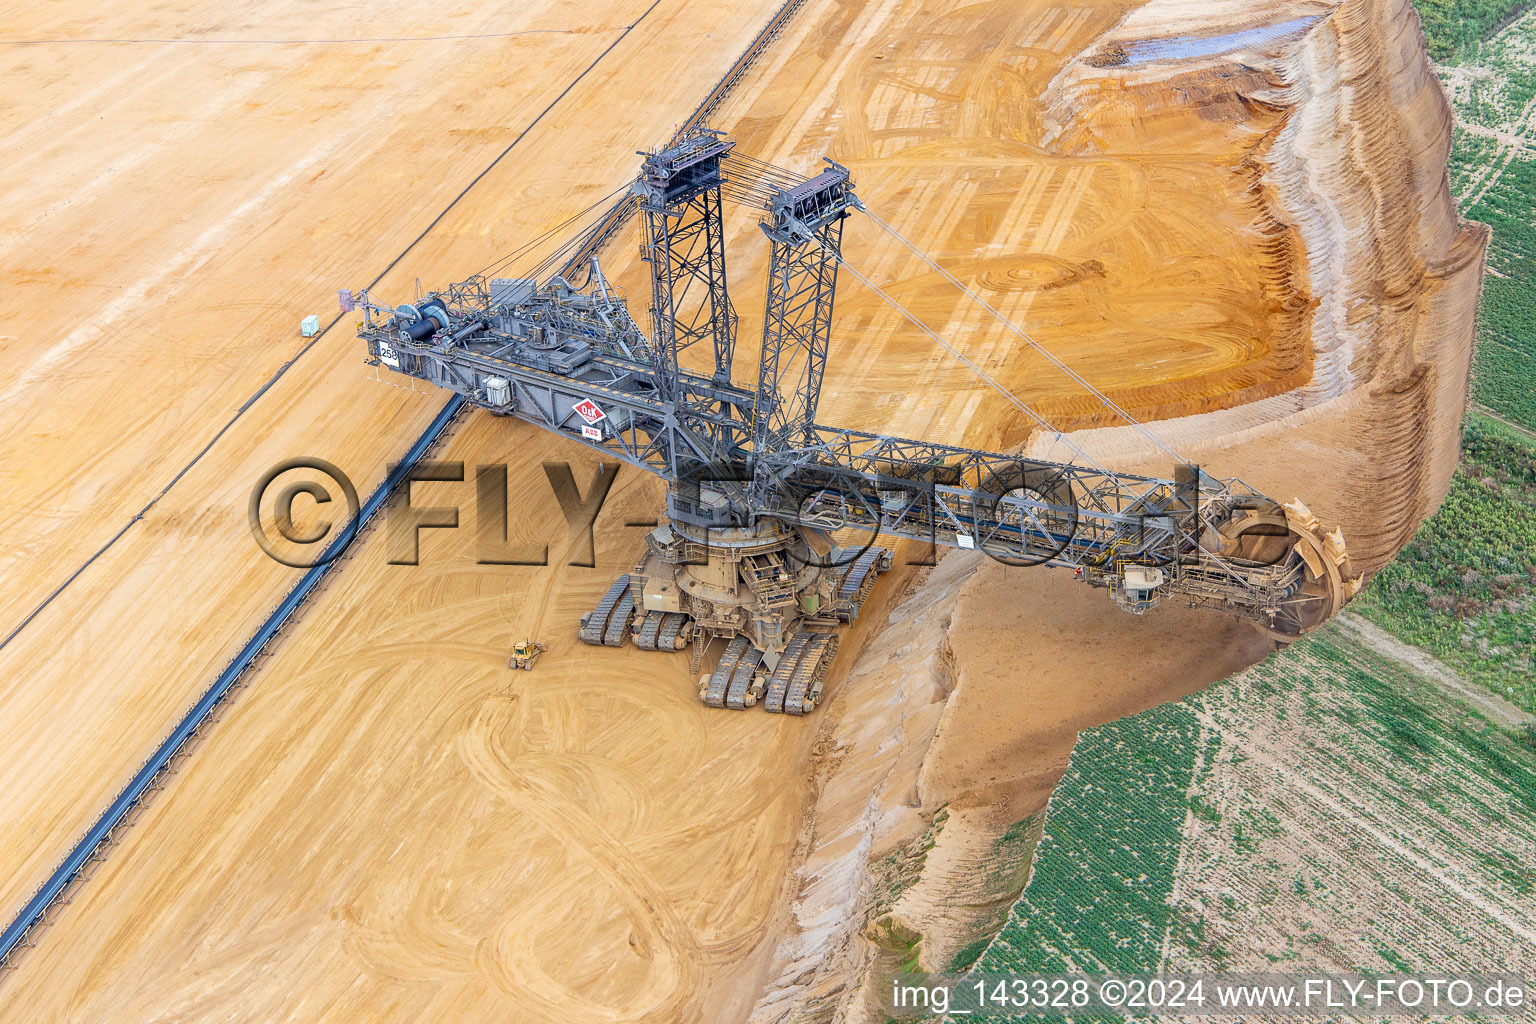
(456, 698, 704, 1021)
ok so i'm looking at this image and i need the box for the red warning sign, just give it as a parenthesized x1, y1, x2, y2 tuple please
(573, 398, 606, 424)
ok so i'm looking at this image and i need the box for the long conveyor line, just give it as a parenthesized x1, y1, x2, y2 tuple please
(0, 394, 466, 972)
(556, 0, 808, 271)
(0, 0, 814, 976)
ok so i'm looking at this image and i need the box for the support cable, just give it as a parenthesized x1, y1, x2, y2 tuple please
(858, 205, 1194, 469)
(821, 244, 1118, 479)
(473, 182, 630, 281)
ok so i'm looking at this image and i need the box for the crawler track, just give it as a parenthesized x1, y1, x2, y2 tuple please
(634, 610, 665, 650)
(658, 612, 690, 651)
(603, 590, 637, 647)
(726, 646, 765, 709)
(762, 633, 811, 714)
(703, 636, 751, 707)
(783, 633, 837, 715)
(579, 574, 634, 645)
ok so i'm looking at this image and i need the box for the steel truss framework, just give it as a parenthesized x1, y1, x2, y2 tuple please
(638, 129, 738, 394)
(755, 211, 842, 451)
(354, 128, 1308, 630)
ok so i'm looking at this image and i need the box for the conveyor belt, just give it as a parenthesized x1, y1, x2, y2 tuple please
(838, 546, 885, 600)
(0, 0, 821, 979)
(0, 395, 467, 973)
(559, 0, 812, 275)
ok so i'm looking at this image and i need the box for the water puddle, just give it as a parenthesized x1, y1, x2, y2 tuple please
(1121, 15, 1320, 66)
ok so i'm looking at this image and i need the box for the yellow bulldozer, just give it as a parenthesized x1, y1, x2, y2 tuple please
(509, 638, 547, 671)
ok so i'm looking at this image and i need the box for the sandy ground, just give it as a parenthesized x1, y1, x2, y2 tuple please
(0, 0, 1480, 1020)
(0, 416, 822, 1022)
(746, 556, 1276, 1022)
(621, 0, 1309, 458)
(0, 0, 803, 1017)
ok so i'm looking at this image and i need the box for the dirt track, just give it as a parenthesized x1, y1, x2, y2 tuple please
(0, 0, 1480, 1020)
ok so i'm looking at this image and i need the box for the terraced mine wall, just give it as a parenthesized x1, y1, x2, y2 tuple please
(748, 0, 1488, 1018)
(1034, 0, 1489, 574)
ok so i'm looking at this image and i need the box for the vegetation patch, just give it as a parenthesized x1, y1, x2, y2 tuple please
(1354, 421, 1536, 713)
(975, 629, 1536, 1021)
(1440, 2, 1536, 430)
(972, 702, 1207, 981)
(870, 808, 949, 925)
(1160, 630, 1536, 978)
(966, 10, 1536, 1013)
(1415, 0, 1535, 62)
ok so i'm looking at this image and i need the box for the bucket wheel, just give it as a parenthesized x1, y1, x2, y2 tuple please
(1219, 500, 1361, 640)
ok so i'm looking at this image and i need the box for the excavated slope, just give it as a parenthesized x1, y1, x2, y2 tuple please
(750, 0, 1487, 1018)
(1031, 0, 1487, 573)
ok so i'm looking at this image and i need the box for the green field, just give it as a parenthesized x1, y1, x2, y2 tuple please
(1444, 4, 1536, 429)
(1354, 421, 1536, 713)
(966, 626, 1536, 1022)
(1415, 0, 1533, 61)
(1358, 1, 1536, 707)
(973, 705, 1207, 978)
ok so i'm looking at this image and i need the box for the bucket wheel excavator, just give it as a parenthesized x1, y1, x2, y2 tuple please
(352, 127, 1358, 714)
